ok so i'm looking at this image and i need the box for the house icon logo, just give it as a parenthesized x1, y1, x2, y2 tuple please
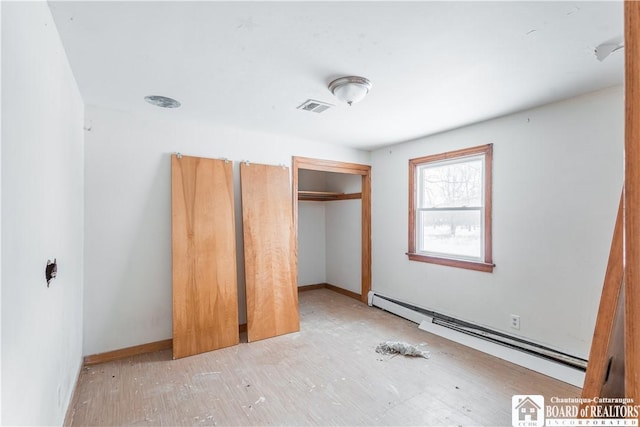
(512, 395, 544, 427)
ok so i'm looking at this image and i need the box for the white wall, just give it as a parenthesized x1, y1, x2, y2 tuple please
(83, 105, 370, 356)
(324, 172, 362, 293)
(297, 202, 326, 285)
(297, 170, 327, 286)
(325, 172, 361, 193)
(371, 87, 623, 359)
(326, 200, 362, 294)
(1, 2, 85, 425)
(0, 2, 4, 421)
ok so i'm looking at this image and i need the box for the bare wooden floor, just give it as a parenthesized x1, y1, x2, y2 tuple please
(67, 289, 579, 426)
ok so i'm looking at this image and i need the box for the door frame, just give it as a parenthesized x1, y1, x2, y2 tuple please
(624, 0, 640, 402)
(292, 157, 371, 304)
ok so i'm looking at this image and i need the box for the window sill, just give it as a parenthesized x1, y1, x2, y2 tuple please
(406, 253, 495, 272)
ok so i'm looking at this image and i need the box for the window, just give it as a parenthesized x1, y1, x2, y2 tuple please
(408, 144, 493, 272)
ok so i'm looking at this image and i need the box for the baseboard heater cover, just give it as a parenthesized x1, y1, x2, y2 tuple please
(367, 291, 586, 388)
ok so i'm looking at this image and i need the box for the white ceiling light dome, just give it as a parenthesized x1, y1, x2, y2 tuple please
(328, 76, 372, 106)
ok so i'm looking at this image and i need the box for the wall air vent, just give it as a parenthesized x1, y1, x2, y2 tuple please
(297, 99, 333, 113)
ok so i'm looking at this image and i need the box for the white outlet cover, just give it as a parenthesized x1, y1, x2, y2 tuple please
(510, 314, 520, 329)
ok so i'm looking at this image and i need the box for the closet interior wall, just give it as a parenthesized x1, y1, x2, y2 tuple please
(297, 170, 362, 296)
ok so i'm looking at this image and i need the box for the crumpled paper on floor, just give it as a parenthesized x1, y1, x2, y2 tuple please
(375, 341, 430, 359)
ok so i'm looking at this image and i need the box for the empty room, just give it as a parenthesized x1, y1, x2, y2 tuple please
(2, 1, 639, 426)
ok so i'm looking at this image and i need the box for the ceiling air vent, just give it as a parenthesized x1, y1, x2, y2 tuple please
(297, 99, 333, 113)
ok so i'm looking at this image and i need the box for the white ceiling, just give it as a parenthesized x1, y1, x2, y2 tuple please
(49, 1, 624, 151)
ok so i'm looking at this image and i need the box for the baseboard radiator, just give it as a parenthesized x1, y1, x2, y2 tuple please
(368, 291, 586, 388)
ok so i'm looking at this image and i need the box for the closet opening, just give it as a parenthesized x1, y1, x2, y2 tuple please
(292, 157, 371, 303)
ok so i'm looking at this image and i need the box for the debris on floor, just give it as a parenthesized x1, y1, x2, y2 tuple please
(375, 341, 430, 359)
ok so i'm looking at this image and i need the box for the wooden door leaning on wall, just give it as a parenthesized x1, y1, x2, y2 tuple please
(171, 155, 239, 359)
(241, 162, 300, 342)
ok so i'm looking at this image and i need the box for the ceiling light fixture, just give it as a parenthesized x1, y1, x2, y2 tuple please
(328, 76, 372, 106)
(144, 95, 181, 108)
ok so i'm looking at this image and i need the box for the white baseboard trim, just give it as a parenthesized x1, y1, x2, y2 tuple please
(368, 292, 585, 388)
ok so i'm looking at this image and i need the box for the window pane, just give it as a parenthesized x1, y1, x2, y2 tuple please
(418, 210, 482, 259)
(419, 158, 483, 208)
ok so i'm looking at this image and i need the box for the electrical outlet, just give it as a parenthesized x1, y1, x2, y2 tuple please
(510, 314, 521, 330)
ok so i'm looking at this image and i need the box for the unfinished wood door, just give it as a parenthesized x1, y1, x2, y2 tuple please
(172, 155, 239, 359)
(624, 0, 640, 403)
(582, 196, 624, 400)
(241, 162, 299, 342)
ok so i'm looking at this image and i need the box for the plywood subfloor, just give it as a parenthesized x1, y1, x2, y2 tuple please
(66, 289, 579, 426)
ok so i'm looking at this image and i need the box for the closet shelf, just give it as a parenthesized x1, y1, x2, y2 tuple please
(298, 191, 362, 201)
